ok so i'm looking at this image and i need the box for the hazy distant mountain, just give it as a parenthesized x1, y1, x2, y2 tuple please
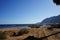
(37, 15, 60, 25)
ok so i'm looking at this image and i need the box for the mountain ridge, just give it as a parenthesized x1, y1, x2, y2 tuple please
(37, 15, 60, 25)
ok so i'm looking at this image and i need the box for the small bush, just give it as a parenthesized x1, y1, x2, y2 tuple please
(11, 28, 29, 37)
(18, 28, 29, 36)
(0, 31, 8, 40)
(28, 25, 40, 28)
(12, 32, 17, 36)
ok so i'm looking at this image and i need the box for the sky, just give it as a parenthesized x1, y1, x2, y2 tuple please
(0, 0, 60, 24)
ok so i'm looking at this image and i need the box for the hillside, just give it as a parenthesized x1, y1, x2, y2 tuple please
(37, 15, 60, 25)
(0, 25, 60, 40)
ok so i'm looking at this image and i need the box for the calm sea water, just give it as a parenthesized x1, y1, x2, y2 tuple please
(0, 24, 33, 28)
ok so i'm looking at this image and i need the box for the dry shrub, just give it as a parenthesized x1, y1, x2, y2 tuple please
(4, 31, 14, 37)
(0, 31, 8, 40)
(12, 28, 29, 36)
(18, 28, 29, 36)
(28, 25, 40, 28)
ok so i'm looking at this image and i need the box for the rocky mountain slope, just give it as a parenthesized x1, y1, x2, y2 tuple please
(37, 15, 60, 25)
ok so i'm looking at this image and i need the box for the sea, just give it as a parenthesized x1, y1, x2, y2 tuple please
(0, 24, 33, 28)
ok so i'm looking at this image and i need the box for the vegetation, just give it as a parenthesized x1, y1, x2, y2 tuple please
(0, 31, 8, 40)
(12, 32, 17, 36)
(47, 24, 60, 30)
(12, 28, 29, 36)
(53, 0, 60, 5)
(28, 24, 40, 28)
(18, 28, 29, 36)
(0, 25, 60, 40)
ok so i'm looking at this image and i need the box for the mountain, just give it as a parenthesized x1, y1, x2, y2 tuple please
(37, 15, 60, 25)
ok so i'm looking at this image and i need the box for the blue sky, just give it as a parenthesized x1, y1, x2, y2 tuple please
(0, 0, 60, 24)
